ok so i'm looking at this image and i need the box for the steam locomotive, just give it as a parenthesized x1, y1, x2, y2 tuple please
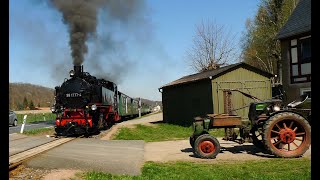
(51, 65, 151, 136)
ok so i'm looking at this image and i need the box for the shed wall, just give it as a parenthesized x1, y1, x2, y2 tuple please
(212, 68, 272, 122)
(162, 79, 213, 126)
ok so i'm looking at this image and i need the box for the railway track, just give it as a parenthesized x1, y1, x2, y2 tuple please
(9, 137, 76, 170)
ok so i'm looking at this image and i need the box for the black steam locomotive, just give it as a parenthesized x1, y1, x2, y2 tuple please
(52, 65, 151, 136)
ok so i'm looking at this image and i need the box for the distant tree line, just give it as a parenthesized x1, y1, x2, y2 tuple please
(9, 83, 54, 110)
(14, 96, 39, 110)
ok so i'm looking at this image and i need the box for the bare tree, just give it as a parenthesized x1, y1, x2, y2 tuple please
(187, 19, 238, 72)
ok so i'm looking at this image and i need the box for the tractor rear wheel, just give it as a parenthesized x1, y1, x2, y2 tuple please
(263, 112, 311, 158)
(194, 134, 220, 159)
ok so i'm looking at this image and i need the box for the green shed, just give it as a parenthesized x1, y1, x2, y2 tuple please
(159, 62, 273, 126)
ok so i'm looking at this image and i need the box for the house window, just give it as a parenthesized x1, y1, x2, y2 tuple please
(290, 36, 311, 83)
(300, 88, 311, 99)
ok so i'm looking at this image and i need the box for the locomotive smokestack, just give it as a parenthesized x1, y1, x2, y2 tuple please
(74, 65, 83, 77)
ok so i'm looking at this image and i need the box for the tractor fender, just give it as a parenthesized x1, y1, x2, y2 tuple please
(267, 110, 308, 121)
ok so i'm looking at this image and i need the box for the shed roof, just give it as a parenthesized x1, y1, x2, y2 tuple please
(160, 62, 273, 89)
(276, 0, 311, 40)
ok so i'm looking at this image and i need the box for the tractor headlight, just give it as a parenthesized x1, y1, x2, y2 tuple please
(273, 105, 280, 112)
(91, 104, 97, 111)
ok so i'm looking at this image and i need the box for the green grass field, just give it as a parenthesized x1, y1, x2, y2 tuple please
(82, 158, 311, 180)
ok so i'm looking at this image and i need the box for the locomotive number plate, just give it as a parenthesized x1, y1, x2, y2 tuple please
(66, 93, 82, 97)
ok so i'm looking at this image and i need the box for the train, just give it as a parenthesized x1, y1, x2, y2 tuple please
(51, 65, 151, 136)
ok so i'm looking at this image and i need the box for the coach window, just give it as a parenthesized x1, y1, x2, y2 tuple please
(290, 36, 311, 84)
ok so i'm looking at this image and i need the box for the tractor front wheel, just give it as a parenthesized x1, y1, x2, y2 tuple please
(190, 132, 209, 148)
(263, 112, 311, 158)
(250, 126, 265, 150)
(194, 134, 220, 159)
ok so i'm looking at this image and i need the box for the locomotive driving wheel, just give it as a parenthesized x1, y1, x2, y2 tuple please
(263, 112, 311, 158)
(194, 134, 220, 159)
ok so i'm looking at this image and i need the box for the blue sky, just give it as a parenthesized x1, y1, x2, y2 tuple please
(9, 0, 260, 101)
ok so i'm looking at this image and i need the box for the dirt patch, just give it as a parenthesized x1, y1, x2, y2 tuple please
(10, 165, 83, 180)
(43, 169, 83, 180)
(9, 165, 51, 180)
(144, 139, 311, 163)
(100, 125, 119, 140)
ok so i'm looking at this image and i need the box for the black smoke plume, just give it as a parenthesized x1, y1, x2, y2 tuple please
(50, 0, 102, 65)
(50, 0, 146, 66)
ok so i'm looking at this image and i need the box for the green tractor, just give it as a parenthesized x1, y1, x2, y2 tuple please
(190, 90, 311, 159)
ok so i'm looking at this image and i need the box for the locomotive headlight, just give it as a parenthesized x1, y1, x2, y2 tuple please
(91, 104, 97, 111)
(273, 105, 280, 112)
(69, 70, 75, 77)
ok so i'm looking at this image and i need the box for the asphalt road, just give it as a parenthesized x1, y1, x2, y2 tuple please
(9, 121, 55, 134)
(26, 139, 145, 176)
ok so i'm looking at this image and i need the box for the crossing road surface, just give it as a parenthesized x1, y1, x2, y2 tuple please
(25, 139, 145, 176)
(9, 121, 55, 134)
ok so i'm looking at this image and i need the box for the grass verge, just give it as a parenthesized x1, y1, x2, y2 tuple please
(23, 127, 55, 136)
(113, 123, 225, 142)
(83, 158, 311, 180)
(16, 113, 56, 124)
